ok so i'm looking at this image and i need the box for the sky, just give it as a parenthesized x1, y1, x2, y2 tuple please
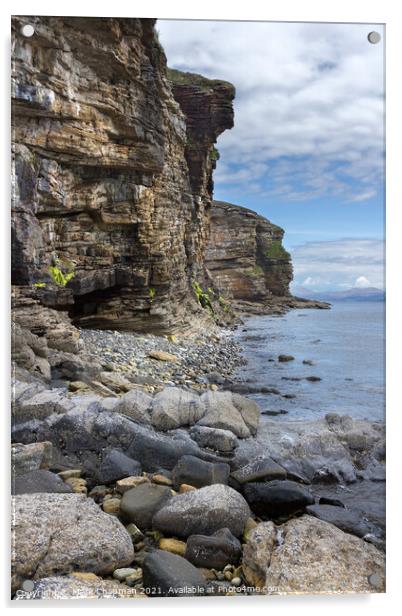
(158, 19, 385, 291)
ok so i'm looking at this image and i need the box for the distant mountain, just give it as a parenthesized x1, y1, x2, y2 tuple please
(292, 286, 385, 302)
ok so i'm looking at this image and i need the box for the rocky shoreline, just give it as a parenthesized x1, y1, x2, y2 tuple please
(12, 336, 386, 599)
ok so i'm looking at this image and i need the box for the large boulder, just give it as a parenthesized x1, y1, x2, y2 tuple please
(142, 550, 207, 597)
(11, 494, 134, 593)
(153, 484, 250, 538)
(189, 426, 238, 453)
(242, 516, 385, 593)
(120, 483, 172, 530)
(306, 504, 371, 538)
(231, 394, 260, 435)
(114, 389, 152, 424)
(11, 441, 52, 476)
(172, 455, 230, 489)
(231, 456, 287, 484)
(97, 449, 142, 484)
(185, 528, 242, 569)
(12, 470, 72, 495)
(243, 480, 314, 518)
(151, 387, 205, 431)
(197, 391, 254, 438)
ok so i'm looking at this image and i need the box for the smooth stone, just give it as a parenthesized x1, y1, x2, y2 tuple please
(142, 550, 207, 597)
(120, 483, 172, 530)
(306, 376, 321, 382)
(12, 470, 73, 495)
(153, 484, 250, 538)
(231, 456, 287, 484)
(185, 528, 242, 569)
(11, 493, 134, 593)
(278, 355, 294, 362)
(231, 394, 260, 436)
(97, 449, 141, 484)
(189, 426, 238, 453)
(243, 480, 314, 518)
(179, 483, 197, 493)
(172, 455, 230, 489)
(306, 504, 371, 538)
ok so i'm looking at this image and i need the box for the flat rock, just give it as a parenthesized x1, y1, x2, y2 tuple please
(153, 484, 250, 538)
(11, 493, 134, 593)
(12, 469, 73, 495)
(97, 448, 142, 484)
(120, 483, 172, 530)
(11, 441, 52, 476)
(151, 387, 205, 431)
(189, 426, 238, 453)
(142, 549, 207, 597)
(243, 480, 314, 518)
(185, 527, 242, 569)
(197, 391, 252, 438)
(278, 354, 294, 362)
(114, 389, 152, 424)
(306, 504, 371, 538)
(172, 455, 230, 489)
(242, 515, 385, 594)
(231, 456, 287, 484)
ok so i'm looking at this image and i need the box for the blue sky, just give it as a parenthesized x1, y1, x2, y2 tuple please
(158, 20, 385, 290)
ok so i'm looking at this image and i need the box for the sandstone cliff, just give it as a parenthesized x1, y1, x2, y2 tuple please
(12, 16, 234, 335)
(206, 201, 293, 312)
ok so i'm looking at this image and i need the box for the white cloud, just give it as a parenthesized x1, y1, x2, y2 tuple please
(291, 238, 384, 290)
(158, 20, 384, 202)
(355, 275, 371, 288)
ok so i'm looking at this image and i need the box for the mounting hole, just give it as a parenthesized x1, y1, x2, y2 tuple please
(21, 24, 35, 38)
(367, 31, 381, 44)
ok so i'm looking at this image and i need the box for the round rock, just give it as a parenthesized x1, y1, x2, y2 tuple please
(153, 484, 250, 538)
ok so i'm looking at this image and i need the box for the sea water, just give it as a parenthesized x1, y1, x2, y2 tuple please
(234, 301, 385, 422)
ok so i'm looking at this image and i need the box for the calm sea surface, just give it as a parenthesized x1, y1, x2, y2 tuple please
(234, 301, 385, 422)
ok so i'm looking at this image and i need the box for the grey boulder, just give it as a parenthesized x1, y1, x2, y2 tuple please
(189, 426, 238, 453)
(243, 480, 314, 518)
(142, 550, 207, 597)
(120, 483, 172, 530)
(197, 391, 254, 438)
(11, 493, 134, 593)
(153, 484, 250, 538)
(97, 448, 142, 484)
(11, 441, 52, 477)
(114, 389, 152, 424)
(172, 455, 230, 489)
(185, 527, 242, 569)
(231, 456, 287, 484)
(151, 387, 205, 431)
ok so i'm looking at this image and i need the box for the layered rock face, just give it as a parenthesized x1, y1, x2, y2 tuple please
(11, 17, 234, 334)
(205, 201, 293, 310)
